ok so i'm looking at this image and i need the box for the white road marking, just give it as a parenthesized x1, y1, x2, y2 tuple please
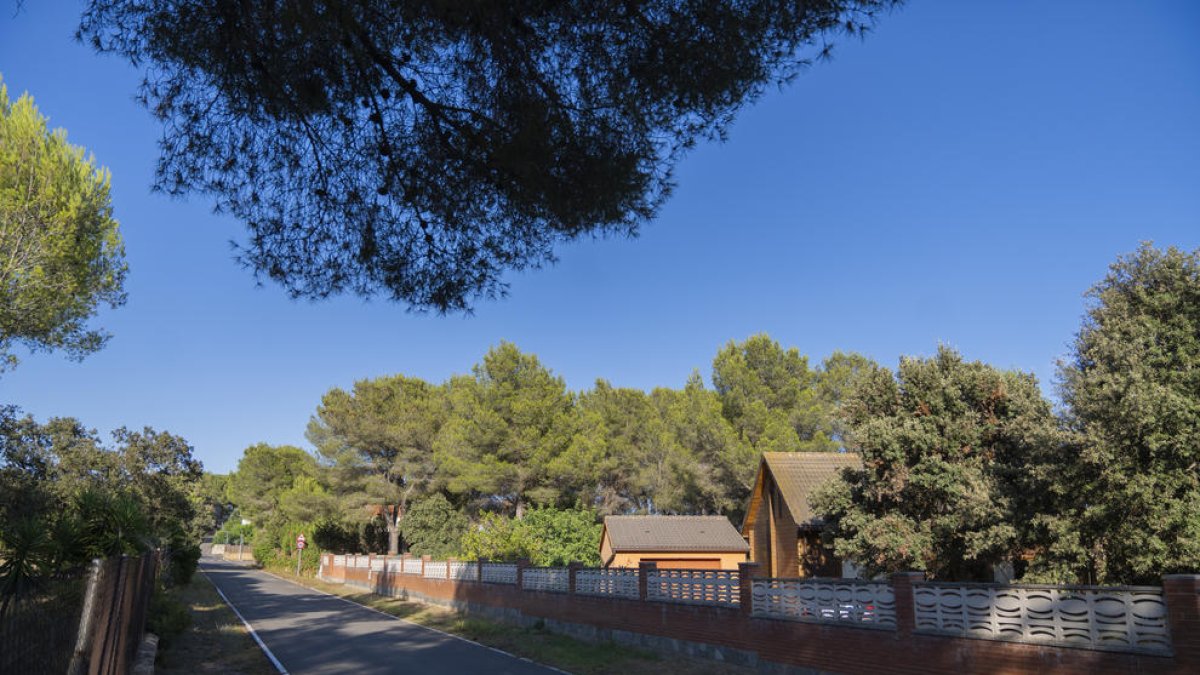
(259, 568, 572, 675)
(202, 568, 290, 675)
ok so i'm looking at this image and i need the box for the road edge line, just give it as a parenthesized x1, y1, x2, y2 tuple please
(259, 568, 571, 675)
(201, 568, 290, 675)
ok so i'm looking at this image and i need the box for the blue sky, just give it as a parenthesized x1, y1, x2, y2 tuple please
(1, 1, 1197, 474)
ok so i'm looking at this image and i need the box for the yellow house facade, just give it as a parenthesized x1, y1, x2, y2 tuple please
(741, 452, 861, 578)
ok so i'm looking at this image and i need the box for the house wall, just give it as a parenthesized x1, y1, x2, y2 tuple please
(746, 469, 804, 577)
(606, 551, 747, 570)
(749, 491, 771, 574)
(769, 476, 801, 577)
(600, 533, 614, 565)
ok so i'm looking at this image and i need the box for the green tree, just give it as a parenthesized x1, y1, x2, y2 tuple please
(190, 473, 232, 538)
(0, 78, 126, 371)
(307, 375, 444, 554)
(402, 494, 468, 559)
(817, 350, 880, 445)
(0, 410, 204, 604)
(553, 380, 669, 515)
(226, 443, 319, 529)
(78, 1, 897, 311)
(654, 373, 755, 518)
(812, 347, 1061, 581)
(1044, 244, 1200, 584)
(435, 343, 573, 518)
(460, 506, 602, 567)
(110, 427, 204, 541)
(713, 334, 836, 453)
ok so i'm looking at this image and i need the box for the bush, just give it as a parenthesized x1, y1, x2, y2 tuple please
(403, 494, 467, 558)
(166, 544, 201, 586)
(313, 519, 357, 553)
(460, 506, 601, 566)
(252, 538, 279, 567)
(146, 587, 190, 648)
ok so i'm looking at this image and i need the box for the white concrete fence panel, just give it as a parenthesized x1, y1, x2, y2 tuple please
(913, 582, 1171, 655)
(751, 578, 896, 629)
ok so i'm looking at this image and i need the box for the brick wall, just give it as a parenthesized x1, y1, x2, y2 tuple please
(318, 555, 1196, 674)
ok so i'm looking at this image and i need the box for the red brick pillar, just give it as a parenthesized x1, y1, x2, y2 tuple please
(639, 561, 657, 602)
(568, 562, 582, 595)
(738, 561, 763, 618)
(368, 553, 376, 582)
(421, 554, 431, 578)
(477, 558, 487, 583)
(891, 571, 925, 638)
(516, 558, 530, 589)
(1163, 574, 1200, 669)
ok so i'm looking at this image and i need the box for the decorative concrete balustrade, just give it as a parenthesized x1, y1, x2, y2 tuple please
(447, 560, 479, 582)
(318, 553, 1198, 670)
(647, 568, 740, 607)
(575, 568, 640, 599)
(522, 567, 570, 593)
(912, 581, 1172, 655)
(480, 563, 518, 584)
(752, 578, 896, 629)
(423, 561, 449, 579)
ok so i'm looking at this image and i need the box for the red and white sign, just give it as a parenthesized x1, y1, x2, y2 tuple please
(296, 534, 307, 550)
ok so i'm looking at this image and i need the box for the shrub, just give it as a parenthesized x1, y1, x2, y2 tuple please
(146, 587, 190, 648)
(252, 538, 278, 568)
(403, 494, 467, 558)
(460, 506, 601, 566)
(313, 519, 357, 553)
(166, 544, 201, 586)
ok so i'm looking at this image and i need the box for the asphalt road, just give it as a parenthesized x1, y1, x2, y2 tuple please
(200, 557, 562, 675)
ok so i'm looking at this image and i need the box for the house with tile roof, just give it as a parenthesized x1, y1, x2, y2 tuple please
(600, 515, 750, 569)
(740, 452, 861, 578)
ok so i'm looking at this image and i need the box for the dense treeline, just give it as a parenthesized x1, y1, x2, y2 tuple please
(221, 335, 866, 568)
(0, 410, 208, 612)
(815, 244, 1200, 585)
(223, 244, 1200, 585)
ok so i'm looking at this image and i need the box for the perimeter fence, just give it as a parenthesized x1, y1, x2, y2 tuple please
(0, 552, 159, 675)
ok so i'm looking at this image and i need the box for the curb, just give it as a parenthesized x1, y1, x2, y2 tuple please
(131, 633, 158, 675)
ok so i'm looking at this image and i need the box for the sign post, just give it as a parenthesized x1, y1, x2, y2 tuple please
(240, 518, 251, 561)
(296, 534, 307, 576)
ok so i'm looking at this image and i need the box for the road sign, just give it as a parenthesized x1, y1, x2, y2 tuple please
(296, 534, 307, 550)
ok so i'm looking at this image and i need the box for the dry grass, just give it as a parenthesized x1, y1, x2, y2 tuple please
(271, 570, 756, 675)
(155, 571, 277, 675)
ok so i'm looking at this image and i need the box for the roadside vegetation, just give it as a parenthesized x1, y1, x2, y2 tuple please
(0, 415, 210, 619)
(155, 571, 276, 675)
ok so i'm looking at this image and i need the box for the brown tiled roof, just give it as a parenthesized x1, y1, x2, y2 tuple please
(603, 515, 749, 552)
(763, 452, 861, 526)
